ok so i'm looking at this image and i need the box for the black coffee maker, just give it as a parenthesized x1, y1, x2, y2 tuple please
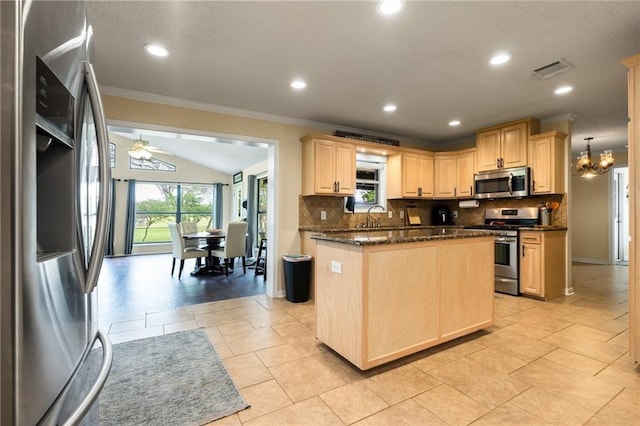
(431, 205, 453, 226)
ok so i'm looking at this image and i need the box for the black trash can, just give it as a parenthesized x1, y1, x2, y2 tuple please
(283, 254, 312, 303)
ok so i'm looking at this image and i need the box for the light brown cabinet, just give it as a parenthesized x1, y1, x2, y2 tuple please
(301, 137, 355, 196)
(433, 149, 475, 199)
(387, 151, 434, 199)
(315, 236, 494, 370)
(476, 118, 540, 172)
(433, 154, 456, 198)
(622, 53, 640, 363)
(529, 131, 567, 194)
(520, 230, 567, 300)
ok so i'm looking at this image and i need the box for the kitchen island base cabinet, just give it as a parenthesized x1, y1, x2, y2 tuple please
(315, 237, 494, 370)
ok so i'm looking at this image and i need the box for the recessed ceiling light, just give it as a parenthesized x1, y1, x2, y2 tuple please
(290, 79, 307, 90)
(449, 120, 461, 127)
(144, 43, 170, 57)
(554, 85, 573, 95)
(377, 0, 404, 15)
(489, 53, 512, 66)
(383, 104, 397, 112)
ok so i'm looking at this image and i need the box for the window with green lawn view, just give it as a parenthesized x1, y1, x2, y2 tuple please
(134, 182, 214, 244)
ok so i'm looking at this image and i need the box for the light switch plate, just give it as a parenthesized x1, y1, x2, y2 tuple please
(331, 261, 342, 274)
(321, 210, 327, 220)
(388, 211, 393, 219)
(399, 210, 404, 219)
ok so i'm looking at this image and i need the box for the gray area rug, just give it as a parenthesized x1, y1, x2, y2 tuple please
(99, 329, 249, 425)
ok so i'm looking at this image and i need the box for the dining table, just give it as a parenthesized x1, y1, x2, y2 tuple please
(182, 230, 225, 275)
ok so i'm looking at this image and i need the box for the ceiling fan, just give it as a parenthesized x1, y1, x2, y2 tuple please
(127, 137, 171, 159)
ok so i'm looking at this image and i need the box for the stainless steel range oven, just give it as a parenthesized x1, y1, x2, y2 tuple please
(465, 207, 539, 295)
(493, 230, 519, 294)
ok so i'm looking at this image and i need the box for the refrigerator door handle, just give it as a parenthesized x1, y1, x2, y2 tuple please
(46, 330, 113, 426)
(82, 60, 111, 294)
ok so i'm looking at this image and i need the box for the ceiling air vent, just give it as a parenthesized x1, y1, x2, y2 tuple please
(532, 58, 574, 80)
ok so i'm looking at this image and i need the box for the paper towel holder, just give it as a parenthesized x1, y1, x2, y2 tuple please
(459, 200, 479, 209)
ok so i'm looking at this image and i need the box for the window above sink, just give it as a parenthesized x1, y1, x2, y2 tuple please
(344, 153, 387, 213)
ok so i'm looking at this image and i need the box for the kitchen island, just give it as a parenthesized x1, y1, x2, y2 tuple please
(312, 229, 495, 370)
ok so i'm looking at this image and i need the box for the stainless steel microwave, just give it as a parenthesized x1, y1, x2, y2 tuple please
(474, 166, 530, 199)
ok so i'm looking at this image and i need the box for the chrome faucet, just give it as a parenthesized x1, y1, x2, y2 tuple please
(366, 204, 384, 228)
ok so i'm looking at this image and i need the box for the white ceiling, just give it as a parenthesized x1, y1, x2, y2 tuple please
(87, 1, 640, 170)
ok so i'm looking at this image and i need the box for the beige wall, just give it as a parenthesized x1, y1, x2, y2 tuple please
(571, 151, 628, 263)
(108, 132, 232, 256)
(102, 95, 324, 297)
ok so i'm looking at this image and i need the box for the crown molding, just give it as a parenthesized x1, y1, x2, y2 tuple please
(541, 113, 578, 124)
(99, 85, 414, 142)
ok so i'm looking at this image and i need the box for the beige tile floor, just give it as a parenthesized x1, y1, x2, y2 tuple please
(104, 263, 639, 425)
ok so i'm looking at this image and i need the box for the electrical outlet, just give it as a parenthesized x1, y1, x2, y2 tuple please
(388, 211, 393, 219)
(399, 210, 404, 219)
(452, 210, 459, 219)
(331, 261, 342, 274)
(321, 210, 327, 220)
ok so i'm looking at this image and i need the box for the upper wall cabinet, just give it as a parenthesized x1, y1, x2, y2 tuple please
(476, 118, 540, 172)
(301, 137, 356, 196)
(433, 149, 475, 199)
(388, 151, 434, 199)
(529, 131, 567, 195)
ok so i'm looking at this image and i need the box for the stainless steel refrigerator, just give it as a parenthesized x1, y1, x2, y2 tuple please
(1, 1, 113, 424)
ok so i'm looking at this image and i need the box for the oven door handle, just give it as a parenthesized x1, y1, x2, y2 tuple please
(495, 237, 517, 243)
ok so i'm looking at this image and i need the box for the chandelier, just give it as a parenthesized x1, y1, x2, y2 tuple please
(576, 137, 614, 178)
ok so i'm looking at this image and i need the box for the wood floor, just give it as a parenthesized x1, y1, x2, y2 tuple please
(97, 253, 266, 327)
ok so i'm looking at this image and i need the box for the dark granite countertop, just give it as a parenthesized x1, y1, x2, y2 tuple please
(310, 228, 500, 246)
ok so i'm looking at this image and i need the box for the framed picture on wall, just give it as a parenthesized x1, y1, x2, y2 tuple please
(233, 172, 243, 184)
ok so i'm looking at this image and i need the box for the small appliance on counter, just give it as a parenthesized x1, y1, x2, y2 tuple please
(431, 205, 453, 226)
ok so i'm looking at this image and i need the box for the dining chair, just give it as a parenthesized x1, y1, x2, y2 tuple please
(168, 223, 207, 278)
(180, 221, 201, 248)
(210, 221, 248, 276)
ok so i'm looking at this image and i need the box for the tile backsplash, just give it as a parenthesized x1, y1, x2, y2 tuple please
(299, 194, 567, 229)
